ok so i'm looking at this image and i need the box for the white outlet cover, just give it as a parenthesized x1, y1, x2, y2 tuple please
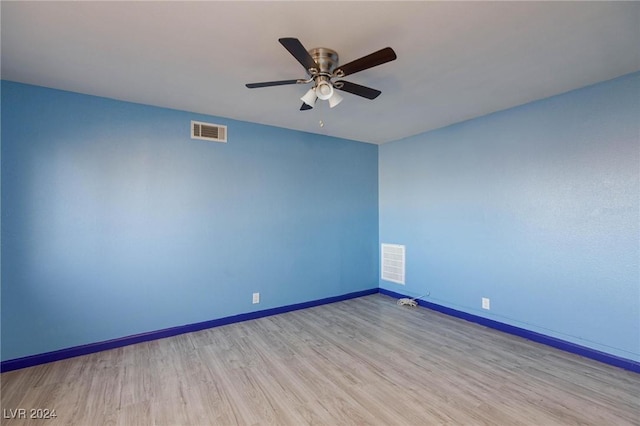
(252, 293, 260, 304)
(482, 298, 490, 310)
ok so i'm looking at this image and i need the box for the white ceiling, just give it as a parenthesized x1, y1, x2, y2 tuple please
(2, 1, 639, 144)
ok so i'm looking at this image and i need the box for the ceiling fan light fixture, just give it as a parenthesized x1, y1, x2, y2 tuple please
(328, 91, 343, 108)
(301, 88, 317, 107)
(315, 80, 334, 100)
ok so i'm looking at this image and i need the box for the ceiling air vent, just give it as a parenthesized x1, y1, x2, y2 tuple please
(381, 243, 405, 285)
(191, 120, 227, 143)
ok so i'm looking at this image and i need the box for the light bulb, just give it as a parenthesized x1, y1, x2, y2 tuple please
(300, 88, 317, 107)
(316, 81, 334, 100)
(328, 91, 343, 108)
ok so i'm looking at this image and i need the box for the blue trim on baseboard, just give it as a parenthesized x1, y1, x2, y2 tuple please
(378, 288, 640, 374)
(1, 288, 377, 373)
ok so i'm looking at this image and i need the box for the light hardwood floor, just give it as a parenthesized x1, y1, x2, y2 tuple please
(2, 294, 639, 425)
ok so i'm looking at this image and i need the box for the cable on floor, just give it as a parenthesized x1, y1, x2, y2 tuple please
(397, 292, 430, 308)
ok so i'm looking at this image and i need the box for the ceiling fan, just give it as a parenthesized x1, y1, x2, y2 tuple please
(245, 38, 397, 110)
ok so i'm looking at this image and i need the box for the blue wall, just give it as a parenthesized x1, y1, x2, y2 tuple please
(1, 81, 379, 361)
(380, 72, 639, 361)
(3, 73, 639, 365)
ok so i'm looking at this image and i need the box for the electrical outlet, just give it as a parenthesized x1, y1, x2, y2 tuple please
(252, 293, 260, 304)
(482, 297, 490, 310)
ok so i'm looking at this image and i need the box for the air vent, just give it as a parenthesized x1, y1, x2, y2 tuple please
(191, 121, 227, 143)
(381, 243, 405, 284)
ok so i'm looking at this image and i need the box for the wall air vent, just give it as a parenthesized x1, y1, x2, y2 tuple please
(191, 121, 227, 143)
(381, 243, 405, 284)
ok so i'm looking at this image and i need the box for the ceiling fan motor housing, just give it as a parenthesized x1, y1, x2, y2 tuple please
(309, 47, 338, 75)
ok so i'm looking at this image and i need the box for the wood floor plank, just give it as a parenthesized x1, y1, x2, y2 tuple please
(2, 294, 639, 425)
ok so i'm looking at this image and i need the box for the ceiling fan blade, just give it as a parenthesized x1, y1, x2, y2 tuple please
(334, 80, 381, 100)
(246, 79, 300, 88)
(335, 47, 397, 77)
(300, 102, 313, 111)
(279, 38, 317, 71)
